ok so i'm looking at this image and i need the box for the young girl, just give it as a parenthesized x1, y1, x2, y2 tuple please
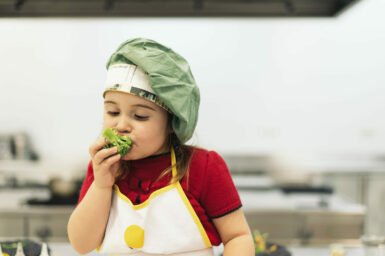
(67, 38, 254, 256)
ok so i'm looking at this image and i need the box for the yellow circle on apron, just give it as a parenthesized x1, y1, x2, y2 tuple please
(124, 225, 145, 249)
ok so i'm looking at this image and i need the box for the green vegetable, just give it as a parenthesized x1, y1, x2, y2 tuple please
(102, 128, 132, 157)
(253, 229, 278, 254)
(1, 242, 27, 249)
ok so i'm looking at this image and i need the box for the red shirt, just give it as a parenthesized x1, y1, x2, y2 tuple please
(78, 148, 242, 246)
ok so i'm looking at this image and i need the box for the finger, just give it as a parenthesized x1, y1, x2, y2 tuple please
(94, 147, 118, 165)
(89, 137, 110, 157)
(110, 162, 120, 177)
(101, 153, 121, 168)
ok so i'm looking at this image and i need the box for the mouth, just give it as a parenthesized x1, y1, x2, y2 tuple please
(121, 143, 133, 158)
(128, 143, 133, 152)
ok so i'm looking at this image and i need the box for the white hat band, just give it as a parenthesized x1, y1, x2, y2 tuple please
(104, 64, 169, 111)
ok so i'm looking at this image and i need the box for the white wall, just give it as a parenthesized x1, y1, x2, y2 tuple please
(1, 0, 385, 167)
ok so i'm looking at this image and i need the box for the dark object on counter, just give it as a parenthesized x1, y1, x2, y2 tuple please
(26, 178, 83, 205)
(255, 242, 292, 256)
(279, 185, 333, 194)
(26, 193, 79, 205)
(48, 177, 82, 198)
(0, 239, 51, 256)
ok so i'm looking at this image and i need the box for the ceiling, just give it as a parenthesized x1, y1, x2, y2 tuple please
(0, 0, 360, 17)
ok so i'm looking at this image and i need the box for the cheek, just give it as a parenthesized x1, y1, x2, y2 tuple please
(140, 122, 168, 142)
(103, 116, 115, 129)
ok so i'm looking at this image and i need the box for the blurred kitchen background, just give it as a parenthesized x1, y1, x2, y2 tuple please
(1, 0, 385, 255)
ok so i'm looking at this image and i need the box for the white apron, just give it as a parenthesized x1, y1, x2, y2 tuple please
(98, 148, 214, 256)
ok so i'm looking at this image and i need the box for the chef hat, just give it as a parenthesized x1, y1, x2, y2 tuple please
(104, 38, 200, 143)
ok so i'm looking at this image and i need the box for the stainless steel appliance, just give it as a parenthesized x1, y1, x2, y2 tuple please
(0, 132, 38, 161)
(223, 154, 366, 246)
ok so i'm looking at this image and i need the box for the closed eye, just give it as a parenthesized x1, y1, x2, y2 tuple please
(107, 111, 120, 116)
(135, 114, 149, 120)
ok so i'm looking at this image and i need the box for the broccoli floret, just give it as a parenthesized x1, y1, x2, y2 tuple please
(102, 128, 132, 157)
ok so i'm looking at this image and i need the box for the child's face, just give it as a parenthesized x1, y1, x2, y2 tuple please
(103, 91, 171, 160)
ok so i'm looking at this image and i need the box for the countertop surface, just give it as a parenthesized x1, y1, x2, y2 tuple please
(0, 186, 366, 214)
(48, 243, 371, 256)
(0, 182, 369, 256)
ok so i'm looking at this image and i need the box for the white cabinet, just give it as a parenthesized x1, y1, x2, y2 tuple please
(0, 207, 73, 242)
(366, 174, 385, 235)
(0, 214, 24, 238)
(244, 209, 364, 245)
(320, 171, 385, 235)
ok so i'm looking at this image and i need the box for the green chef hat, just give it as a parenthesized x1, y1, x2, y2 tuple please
(104, 38, 200, 143)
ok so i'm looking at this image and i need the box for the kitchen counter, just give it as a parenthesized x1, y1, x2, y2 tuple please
(43, 242, 104, 256)
(0, 186, 367, 245)
(46, 242, 371, 256)
(238, 187, 365, 245)
(0, 191, 373, 256)
(0, 204, 74, 215)
(288, 245, 368, 256)
(0, 238, 374, 256)
(0, 188, 74, 241)
(1, 242, 223, 256)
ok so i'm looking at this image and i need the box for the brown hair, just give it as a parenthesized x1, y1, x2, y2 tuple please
(156, 132, 194, 184)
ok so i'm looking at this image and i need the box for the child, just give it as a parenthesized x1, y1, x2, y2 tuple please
(67, 38, 254, 256)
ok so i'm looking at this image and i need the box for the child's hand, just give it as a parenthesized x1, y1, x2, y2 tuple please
(89, 137, 121, 189)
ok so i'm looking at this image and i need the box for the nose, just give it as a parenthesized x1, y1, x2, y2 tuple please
(115, 115, 131, 135)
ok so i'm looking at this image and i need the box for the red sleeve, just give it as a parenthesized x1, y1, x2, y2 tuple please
(199, 151, 242, 218)
(77, 161, 94, 204)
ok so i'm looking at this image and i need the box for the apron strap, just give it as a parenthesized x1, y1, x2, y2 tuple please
(171, 146, 177, 178)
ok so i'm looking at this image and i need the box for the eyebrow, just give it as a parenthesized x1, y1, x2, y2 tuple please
(104, 101, 156, 111)
(133, 104, 156, 111)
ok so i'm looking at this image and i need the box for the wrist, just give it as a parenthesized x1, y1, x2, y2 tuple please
(91, 182, 113, 196)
